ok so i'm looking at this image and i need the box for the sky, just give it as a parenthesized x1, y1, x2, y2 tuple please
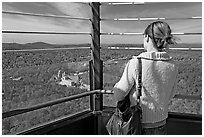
(2, 2, 202, 44)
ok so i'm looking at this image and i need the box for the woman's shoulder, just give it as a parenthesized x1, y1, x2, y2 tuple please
(132, 51, 178, 71)
(130, 56, 141, 63)
(125, 55, 143, 69)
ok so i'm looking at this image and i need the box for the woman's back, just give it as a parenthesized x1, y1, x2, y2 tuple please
(132, 51, 178, 123)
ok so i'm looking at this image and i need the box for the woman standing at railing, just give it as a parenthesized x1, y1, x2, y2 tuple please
(113, 21, 178, 135)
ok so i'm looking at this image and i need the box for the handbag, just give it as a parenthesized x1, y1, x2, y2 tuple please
(106, 58, 143, 135)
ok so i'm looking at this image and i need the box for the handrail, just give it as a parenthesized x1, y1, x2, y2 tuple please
(2, 90, 101, 119)
(101, 89, 202, 100)
(2, 88, 201, 119)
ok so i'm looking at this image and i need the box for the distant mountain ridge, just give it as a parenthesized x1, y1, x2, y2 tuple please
(2, 42, 202, 50)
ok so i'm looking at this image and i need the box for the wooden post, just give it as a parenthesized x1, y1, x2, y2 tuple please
(90, 2, 103, 135)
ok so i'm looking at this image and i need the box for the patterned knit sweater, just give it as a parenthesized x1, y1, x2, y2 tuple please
(114, 51, 178, 124)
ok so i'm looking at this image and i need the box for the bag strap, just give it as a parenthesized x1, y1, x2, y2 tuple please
(137, 57, 142, 100)
(128, 57, 143, 135)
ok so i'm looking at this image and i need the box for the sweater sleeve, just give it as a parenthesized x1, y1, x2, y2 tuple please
(113, 59, 137, 101)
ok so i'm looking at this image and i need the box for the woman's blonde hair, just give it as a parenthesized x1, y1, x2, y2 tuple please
(144, 21, 176, 51)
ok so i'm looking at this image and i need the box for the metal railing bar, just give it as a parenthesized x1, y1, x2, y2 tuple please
(101, 17, 202, 21)
(101, 89, 202, 100)
(172, 32, 202, 35)
(3, 47, 201, 53)
(101, 47, 202, 51)
(4, 11, 201, 22)
(174, 94, 202, 100)
(74, 2, 91, 5)
(101, 32, 202, 35)
(101, 2, 145, 5)
(101, 32, 143, 35)
(2, 30, 91, 35)
(3, 31, 201, 36)
(2, 90, 100, 119)
(2, 11, 90, 21)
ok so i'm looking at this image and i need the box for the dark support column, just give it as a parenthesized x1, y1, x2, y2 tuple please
(89, 60, 94, 110)
(90, 2, 103, 110)
(89, 2, 103, 135)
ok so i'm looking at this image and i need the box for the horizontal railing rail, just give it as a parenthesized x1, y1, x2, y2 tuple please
(2, 30, 91, 35)
(2, 89, 201, 119)
(174, 94, 202, 100)
(3, 11, 201, 22)
(101, 32, 202, 35)
(3, 31, 201, 36)
(102, 47, 202, 51)
(2, 90, 101, 119)
(2, 11, 91, 21)
(101, 17, 202, 21)
(2, 47, 91, 53)
(101, 2, 145, 5)
(2, 46, 202, 53)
